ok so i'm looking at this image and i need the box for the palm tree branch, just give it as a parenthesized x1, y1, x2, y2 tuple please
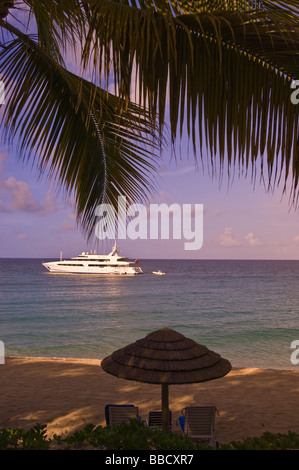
(22, 0, 87, 66)
(0, 21, 159, 236)
(82, 0, 299, 196)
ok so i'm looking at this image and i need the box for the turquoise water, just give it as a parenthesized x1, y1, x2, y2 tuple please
(1, 258, 299, 369)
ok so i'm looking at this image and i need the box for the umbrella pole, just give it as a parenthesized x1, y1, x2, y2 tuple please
(161, 383, 169, 431)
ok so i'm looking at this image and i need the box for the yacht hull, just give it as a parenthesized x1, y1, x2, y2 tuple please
(42, 262, 143, 275)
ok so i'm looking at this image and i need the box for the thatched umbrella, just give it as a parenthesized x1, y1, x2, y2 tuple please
(101, 327, 231, 431)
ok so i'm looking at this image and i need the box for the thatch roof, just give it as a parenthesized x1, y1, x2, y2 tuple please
(101, 327, 231, 385)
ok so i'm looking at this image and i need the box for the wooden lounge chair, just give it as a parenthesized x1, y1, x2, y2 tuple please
(148, 410, 172, 430)
(177, 406, 219, 446)
(105, 404, 140, 425)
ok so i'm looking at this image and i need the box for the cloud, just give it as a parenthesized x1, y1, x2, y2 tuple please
(61, 211, 77, 231)
(61, 221, 76, 231)
(147, 190, 171, 205)
(218, 229, 264, 248)
(158, 165, 195, 177)
(0, 155, 56, 216)
(245, 232, 264, 247)
(16, 231, 28, 240)
(294, 235, 299, 246)
(218, 227, 242, 247)
(212, 210, 222, 217)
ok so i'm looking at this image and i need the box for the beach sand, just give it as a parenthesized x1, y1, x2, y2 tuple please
(1, 356, 299, 445)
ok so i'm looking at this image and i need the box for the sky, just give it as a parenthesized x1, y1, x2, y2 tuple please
(1, 4, 299, 260)
(1, 142, 299, 260)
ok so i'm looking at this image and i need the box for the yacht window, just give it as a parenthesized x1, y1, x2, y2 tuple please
(88, 259, 107, 262)
(58, 263, 83, 266)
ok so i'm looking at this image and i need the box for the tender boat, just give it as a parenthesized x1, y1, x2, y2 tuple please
(42, 241, 143, 275)
(152, 270, 166, 275)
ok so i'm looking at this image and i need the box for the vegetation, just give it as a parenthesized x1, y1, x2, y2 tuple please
(1, 420, 299, 450)
(0, 420, 207, 450)
(221, 431, 299, 450)
(0, 1, 299, 237)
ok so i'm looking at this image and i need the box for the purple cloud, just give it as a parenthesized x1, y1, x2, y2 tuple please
(0, 155, 56, 216)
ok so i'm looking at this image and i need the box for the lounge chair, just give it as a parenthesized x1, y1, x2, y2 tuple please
(105, 404, 140, 425)
(148, 410, 172, 430)
(177, 406, 219, 446)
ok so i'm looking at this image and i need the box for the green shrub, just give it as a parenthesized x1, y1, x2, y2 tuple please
(219, 431, 299, 450)
(1, 421, 299, 450)
(21, 423, 50, 450)
(0, 424, 50, 450)
(0, 427, 23, 450)
(0, 420, 209, 450)
(62, 419, 207, 450)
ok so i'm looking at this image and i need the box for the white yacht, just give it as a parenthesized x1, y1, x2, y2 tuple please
(42, 242, 143, 275)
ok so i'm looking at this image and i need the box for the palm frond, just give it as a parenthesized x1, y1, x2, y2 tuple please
(0, 1, 14, 20)
(20, 0, 86, 66)
(0, 24, 159, 236)
(82, 0, 299, 198)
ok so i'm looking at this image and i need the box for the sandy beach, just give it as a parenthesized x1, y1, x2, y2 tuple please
(1, 356, 299, 445)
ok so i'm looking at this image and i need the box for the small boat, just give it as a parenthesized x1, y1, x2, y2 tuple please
(152, 270, 166, 275)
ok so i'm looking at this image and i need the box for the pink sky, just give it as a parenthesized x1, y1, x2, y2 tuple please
(1, 6, 299, 260)
(1, 147, 299, 259)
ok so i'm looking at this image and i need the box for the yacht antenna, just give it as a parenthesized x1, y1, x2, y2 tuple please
(112, 237, 118, 254)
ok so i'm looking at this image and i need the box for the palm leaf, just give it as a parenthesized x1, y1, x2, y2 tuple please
(0, 23, 159, 236)
(6, 0, 86, 65)
(0, 1, 13, 20)
(82, 0, 299, 198)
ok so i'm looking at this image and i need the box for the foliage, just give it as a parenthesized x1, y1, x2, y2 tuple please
(0, 420, 209, 450)
(0, 423, 50, 450)
(0, 1, 160, 238)
(0, 1, 299, 236)
(219, 431, 299, 450)
(1, 420, 299, 450)
(60, 419, 207, 450)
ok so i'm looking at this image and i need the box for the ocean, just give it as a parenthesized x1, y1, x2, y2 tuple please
(1, 258, 299, 370)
